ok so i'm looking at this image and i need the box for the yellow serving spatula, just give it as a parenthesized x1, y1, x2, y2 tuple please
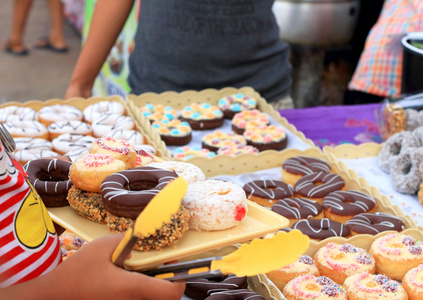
(141, 229, 309, 281)
(112, 176, 188, 267)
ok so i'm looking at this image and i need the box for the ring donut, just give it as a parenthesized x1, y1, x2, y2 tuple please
(272, 198, 323, 227)
(0, 106, 37, 123)
(38, 104, 83, 126)
(91, 114, 135, 138)
(345, 212, 405, 235)
(83, 101, 125, 123)
(282, 156, 331, 186)
(388, 147, 423, 194)
(291, 218, 350, 241)
(3, 120, 49, 140)
(283, 275, 347, 300)
(185, 274, 248, 300)
(242, 179, 294, 207)
(24, 158, 72, 207)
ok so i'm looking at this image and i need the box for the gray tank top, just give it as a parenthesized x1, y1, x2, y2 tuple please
(128, 0, 291, 102)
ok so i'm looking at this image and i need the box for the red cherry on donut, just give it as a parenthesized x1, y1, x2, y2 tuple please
(234, 205, 246, 221)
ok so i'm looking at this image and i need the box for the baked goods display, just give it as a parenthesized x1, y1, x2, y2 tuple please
(184, 274, 248, 299)
(51, 133, 96, 155)
(202, 130, 247, 153)
(231, 109, 269, 135)
(180, 103, 224, 130)
(47, 120, 93, 140)
(91, 114, 135, 138)
(139, 103, 178, 122)
(4, 120, 49, 139)
(272, 198, 323, 227)
(294, 172, 345, 204)
(89, 136, 137, 169)
(243, 179, 294, 207)
(217, 93, 257, 119)
(38, 104, 83, 126)
(281, 156, 331, 187)
(151, 119, 192, 146)
(345, 212, 405, 235)
(291, 218, 351, 240)
(244, 124, 288, 152)
(82, 100, 125, 123)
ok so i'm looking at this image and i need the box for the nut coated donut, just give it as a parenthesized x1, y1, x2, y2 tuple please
(24, 158, 72, 207)
(147, 161, 206, 183)
(100, 166, 179, 219)
(294, 172, 345, 204)
(403, 264, 423, 300)
(388, 147, 423, 194)
(182, 180, 248, 231)
(281, 156, 331, 187)
(377, 131, 420, 173)
(242, 179, 294, 207)
(291, 218, 350, 241)
(322, 190, 377, 224)
(272, 197, 323, 227)
(344, 272, 408, 300)
(314, 243, 375, 285)
(185, 274, 248, 300)
(345, 212, 405, 236)
(369, 233, 423, 281)
(283, 275, 347, 300)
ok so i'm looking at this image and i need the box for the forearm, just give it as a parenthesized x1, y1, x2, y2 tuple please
(69, 0, 135, 90)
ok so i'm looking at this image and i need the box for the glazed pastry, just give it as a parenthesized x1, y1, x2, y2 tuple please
(314, 243, 375, 284)
(180, 103, 224, 130)
(172, 146, 216, 161)
(51, 133, 96, 155)
(91, 114, 135, 138)
(345, 212, 405, 235)
(38, 104, 83, 126)
(272, 197, 323, 227)
(283, 275, 347, 300)
(205, 289, 264, 300)
(369, 233, 423, 281)
(231, 109, 269, 135)
(217, 93, 257, 119)
(83, 101, 125, 123)
(243, 124, 287, 152)
(403, 264, 423, 300)
(242, 179, 294, 207)
(47, 120, 92, 140)
(322, 190, 377, 224)
(291, 218, 350, 241)
(90, 136, 137, 169)
(202, 130, 246, 153)
(151, 119, 192, 146)
(0, 106, 37, 123)
(344, 272, 408, 300)
(185, 274, 248, 300)
(14, 149, 60, 165)
(147, 161, 206, 184)
(3, 120, 49, 140)
(14, 137, 52, 151)
(109, 129, 144, 146)
(281, 156, 331, 187)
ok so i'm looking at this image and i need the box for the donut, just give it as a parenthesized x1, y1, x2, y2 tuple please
(139, 103, 178, 122)
(231, 109, 269, 135)
(294, 172, 345, 204)
(47, 120, 92, 140)
(89, 136, 136, 169)
(282, 156, 331, 187)
(243, 124, 287, 152)
(147, 161, 206, 184)
(82, 101, 125, 123)
(67, 185, 108, 223)
(24, 158, 73, 207)
(0, 106, 37, 123)
(406, 108, 421, 131)
(242, 179, 294, 207)
(14, 149, 60, 165)
(217, 144, 259, 156)
(38, 104, 83, 126)
(314, 242, 375, 285)
(266, 255, 319, 291)
(344, 272, 408, 300)
(180, 103, 224, 130)
(51, 133, 96, 155)
(217, 93, 257, 119)
(14, 137, 52, 151)
(100, 166, 179, 219)
(369, 233, 423, 281)
(134, 144, 156, 155)
(151, 119, 192, 146)
(205, 289, 264, 300)
(109, 129, 144, 146)
(377, 131, 420, 173)
(69, 153, 126, 193)
(291, 218, 350, 241)
(388, 147, 423, 194)
(321, 190, 377, 224)
(64, 147, 90, 162)
(412, 125, 423, 145)
(91, 114, 135, 138)
(403, 264, 423, 300)
(282, 275, 347, 300)
(202, 130, 246, 153)
(3, 120, 48, 140)
(172, 146, 216, 161)
(182, 180, 248, 231)
(345, 212, 405, 235)
(271, 198, 323, 227)
(185, 274, 248, 300)
(59, 232, 86, 260)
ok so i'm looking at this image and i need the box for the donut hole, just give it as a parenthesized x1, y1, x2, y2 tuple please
(399, 161, 412, 175)
(126, 181, 157, 191)
(390, 143, 402, 155)
(38, 170, 68, 182)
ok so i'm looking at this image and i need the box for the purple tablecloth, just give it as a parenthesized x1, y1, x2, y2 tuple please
(279, 103, 383, 148)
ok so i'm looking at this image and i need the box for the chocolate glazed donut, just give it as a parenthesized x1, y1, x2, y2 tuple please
(294, 172, 345, 198)
(282, 156, 330, 176)
(346, 212, 405, 235)
(291, 218, 350, 240)
(205, 289, 264, 300)
(100, 166, 178, 219)
(24, 158, 72, 207)
(272, 197, 323, 225)
(185, 274, 248, 300)
(243, 179, 293, 207)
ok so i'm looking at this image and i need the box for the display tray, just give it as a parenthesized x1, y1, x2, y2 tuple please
(48, 200, 288, 270)
(126, 87, 315, 162)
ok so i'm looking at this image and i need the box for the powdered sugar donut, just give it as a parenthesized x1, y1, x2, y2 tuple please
(38, 104, 83, 126)
(389, 147, 423, 194)
(0, 106, 37, 123)
(14, 137, 52, 151)
(147, 161, 206, 183)
(109, 129, 144, 146)
(3, 120, 48, 139)
(182, 180, 248, 231)
(83, 101, 125, 123)
(48, 120, 92, 140)
(52, 133, 96, 155)
(91, 114, 135, 138)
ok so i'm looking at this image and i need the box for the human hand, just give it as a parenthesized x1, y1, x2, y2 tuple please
(45, 233, 186, 300)
(64, 83, 93, 100)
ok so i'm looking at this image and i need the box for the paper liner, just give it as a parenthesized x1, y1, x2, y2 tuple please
(0, 96, 160, 155)
(126, 86, 315, 161)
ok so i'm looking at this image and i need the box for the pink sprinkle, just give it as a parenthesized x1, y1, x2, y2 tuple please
(83, 154, 114, 167)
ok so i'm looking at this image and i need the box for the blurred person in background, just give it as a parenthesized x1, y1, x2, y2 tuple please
(2, 0, 68, 56)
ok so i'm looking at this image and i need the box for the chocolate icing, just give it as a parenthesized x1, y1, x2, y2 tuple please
(294, 172, 345, 198)
(205, 289, 264, 300)
(322, 190, 376, 216)
(272, 197, 322, 219)
(346, 212, 405, 235)
(291, 218, 350, 240)
(185, 274, 248, 300)
(101, 166, 178, 219)
(282, 156, 330, 176)
(243, 179, 293, 200)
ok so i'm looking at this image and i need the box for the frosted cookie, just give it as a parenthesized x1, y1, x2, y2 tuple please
(152, 119, 192, 146)
(181, 103, 224, 130)
(217, 93, 257, 119)
(243, 124, 287, 152)
(202, 130, 246, 153)
(172, 146, 216, 161)
(139, 103, 178, 122)
(231, 109, 269, 135)
(217, 144, 259, 155)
